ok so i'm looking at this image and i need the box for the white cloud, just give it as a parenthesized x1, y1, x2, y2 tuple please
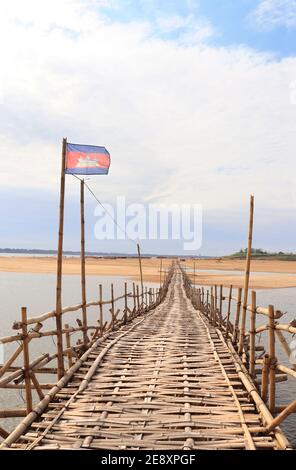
(251, 0, 296, 30)
(156, 14, 215, 44)
(0, 0, 296, 216)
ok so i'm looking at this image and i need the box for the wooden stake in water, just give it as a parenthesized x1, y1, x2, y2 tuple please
(239, 195, 254, 354)
(55, 137, 67, 379)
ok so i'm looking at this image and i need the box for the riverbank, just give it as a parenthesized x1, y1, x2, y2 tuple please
(0, 256, 296, 288)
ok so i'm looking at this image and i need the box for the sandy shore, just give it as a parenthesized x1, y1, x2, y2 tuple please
(0, 256, 295, 289)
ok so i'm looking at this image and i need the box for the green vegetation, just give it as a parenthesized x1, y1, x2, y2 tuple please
(227, 248, 296, 261)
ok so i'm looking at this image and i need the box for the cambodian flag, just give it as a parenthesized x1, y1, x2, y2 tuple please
(65, 143, 111, 175)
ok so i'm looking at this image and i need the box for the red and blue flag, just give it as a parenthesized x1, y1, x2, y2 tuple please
(65, 143, 111, 175)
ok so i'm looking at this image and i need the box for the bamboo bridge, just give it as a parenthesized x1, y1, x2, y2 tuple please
(1, 263, 296, 450)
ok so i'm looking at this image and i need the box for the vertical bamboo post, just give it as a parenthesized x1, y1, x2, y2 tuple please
(64, 324, 73, 369)
(268, 305, 276, 413)
(214, 285, 218, 325)
(80, 179, 88, 347)
(99, 284, 103, 335)
(136, 285, 140, 312)
(225, 285, 233, 339)
(21, 307, 32, 415)
(133, 282, 136, 315)
(233, 287, 242, 344)
(124, 282, 128, 324)
(111, 284, 115, 329)
(55, 137, 67, 379)
(219, 285, 223, 328)
(261, 354, 270, 403)
(137, 243, 144, 306)
(159, 258, 163, 289)
(239, 195, 254, 354)
(210, 287, 214, 324)
(193, 261, 196, 288)
(249, 291, 256, 378)
(145, 287, 148, 311)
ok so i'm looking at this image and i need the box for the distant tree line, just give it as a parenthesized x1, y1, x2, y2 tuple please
(228, 248, 296, 260)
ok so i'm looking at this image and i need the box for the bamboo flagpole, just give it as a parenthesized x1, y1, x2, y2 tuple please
(80, 179, 88, 347)
(55, 137, 67, 379)
(239, 195, 254, 354)
(54, 141, 110, 374)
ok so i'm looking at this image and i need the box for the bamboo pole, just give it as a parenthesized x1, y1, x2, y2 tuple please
(64, 324, 73, 369)
(210, 287, 213, 324)
(55, 137, 67, 379)
(214, 285, 218, 326)
(137, 243, 144, 303)
(0, 427, 9, 439)
(219, 285, 223, 328)
(159, 258, 162, 289)
(261, 355, 270, 402)
(225, 285, 233, 339)
(80, 179, 88, 347)
(239, 195, 254, 354)
(268, 305, 276, 413)
(266, 400, 296, 433)
(249, 291, 256, 378)
(0, 322, 43, 377)
(0, 409, 27, 418)
(111, 284, 115, 329)
(21, 307, 33, 415)
(124, 282, 128, 324)
(99, 284, 103, 335)
(233, 288, 242, 344)
(275, 330, 296, 370)
(136, 285, 140, 311)
(30, 372, 45, 400)
(133, 283, 136, 315)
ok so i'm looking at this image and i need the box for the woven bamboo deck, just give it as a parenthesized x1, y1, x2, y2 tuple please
(2, 269, 289, 450)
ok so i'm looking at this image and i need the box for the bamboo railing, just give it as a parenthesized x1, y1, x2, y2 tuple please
(0, 267, 173, 438)
(181, 265, 296, 436)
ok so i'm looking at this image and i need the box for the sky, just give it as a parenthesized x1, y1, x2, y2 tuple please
(0, 0, 296, 255)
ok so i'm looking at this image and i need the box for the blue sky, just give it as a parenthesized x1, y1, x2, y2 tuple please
(0, 0, 296, 255)
(100, 0, 296, 57)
